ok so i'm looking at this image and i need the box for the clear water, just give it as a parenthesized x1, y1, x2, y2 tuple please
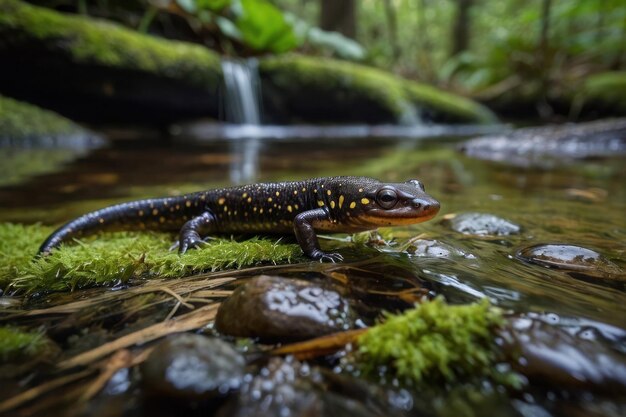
(0, 127, 625, 416)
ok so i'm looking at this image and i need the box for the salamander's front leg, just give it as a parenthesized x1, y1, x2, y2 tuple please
(293, 208, 343, 263)
(178, 211, 216, 253)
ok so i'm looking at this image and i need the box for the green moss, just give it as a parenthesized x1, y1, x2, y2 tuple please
(0, 326, 49, 363)
(0, 95, 86, 141)
(0, 0, 222, 87)
(357, 297, 521, 387)
(260, 55, 496, 124)
(583, 71, 626, 112)
(0, 223, 302, 292)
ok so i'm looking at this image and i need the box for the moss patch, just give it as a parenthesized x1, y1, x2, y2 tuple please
(582, 71, 626, 113)
(0, 0, 222, 88)
(357, 297, 521, 387)
(0, 223, 302, 293)
(0, 326, 50, 363)
(0, 95, 88, 141)
(260, 55, 496, 124)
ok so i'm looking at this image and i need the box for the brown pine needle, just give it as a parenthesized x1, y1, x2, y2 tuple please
(272, 328, 368, 360)
(57, 302, 220, 370)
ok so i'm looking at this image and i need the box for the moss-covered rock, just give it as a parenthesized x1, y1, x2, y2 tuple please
(0, 223, 302, 293)
(0, 95, 100, 145)
(259, 55, 497, 124)
(581, 71, 626, 114)
(0, 0, 222, 123)
(356, 297, 521, 387)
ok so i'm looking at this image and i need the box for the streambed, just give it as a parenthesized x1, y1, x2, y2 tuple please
(0, 126, 625, 416)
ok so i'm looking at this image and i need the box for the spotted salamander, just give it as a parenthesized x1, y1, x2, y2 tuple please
(38, 176, 440, 262)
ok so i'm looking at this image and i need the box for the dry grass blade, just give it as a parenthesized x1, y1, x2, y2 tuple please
(0, 369, 94, 413)
(271, 328, 368, 360)
(57, 302, 220, 370)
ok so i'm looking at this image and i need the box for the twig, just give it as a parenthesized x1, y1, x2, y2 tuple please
(272, 328, 368, 360)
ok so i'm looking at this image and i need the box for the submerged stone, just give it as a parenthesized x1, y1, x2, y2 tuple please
(405, 238, 475, 259)
(516, 244, 622, 277)
(217, 357, 398, 417)
(443, 212, 521, 237)
(460, 118, 626, 167)
(500, 317, 626, 393)
(140, 334, 245, 400)
(215, 275, 355, 343)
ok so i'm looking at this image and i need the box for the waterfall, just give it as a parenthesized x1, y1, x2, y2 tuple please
(221, 58, 262, 125)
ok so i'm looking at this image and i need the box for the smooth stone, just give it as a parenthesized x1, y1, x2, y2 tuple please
(141, 334, 245, 400)
(215, 275, 354, 343)
(444, 212, 521, 236)
(499, 317, 626, 393)
(516, 244, 622, 276)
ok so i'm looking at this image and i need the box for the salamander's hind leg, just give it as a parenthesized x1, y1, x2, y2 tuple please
(178, 211, 217, 254)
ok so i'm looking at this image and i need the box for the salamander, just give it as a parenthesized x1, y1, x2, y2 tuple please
(38, 176, 440, 262)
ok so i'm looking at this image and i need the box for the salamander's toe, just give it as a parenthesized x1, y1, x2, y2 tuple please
(310, 251, 344, 263)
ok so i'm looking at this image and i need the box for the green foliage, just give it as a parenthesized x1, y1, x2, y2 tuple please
(0, 327, 49, 363)
(0, 223, 302, 293)
(0, 0, 222, 87)
(236, 0, 299, 53)
(582, 71, 626, 112)
(357, 297, 521, 387)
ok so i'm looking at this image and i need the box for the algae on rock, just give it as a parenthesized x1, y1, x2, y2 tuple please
(259, 55, 497, 125)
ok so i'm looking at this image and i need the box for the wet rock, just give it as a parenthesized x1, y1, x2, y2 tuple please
(217, 357, 398, 417)
(140, 334, 245, 400)
(500, 317, 626, 393)
(460, 118, 626, 167)
(215, 275, 355, 343)
(405, 238, 475, 259)
(516, 244, 623, 278)
(443, 212, 520, 236)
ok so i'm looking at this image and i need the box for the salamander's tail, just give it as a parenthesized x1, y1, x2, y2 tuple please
(37, 200, 158, 256)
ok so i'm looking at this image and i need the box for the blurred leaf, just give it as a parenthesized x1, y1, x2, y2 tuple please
(175, 0, 196, 13)
(307, 28, 365, 60)
(197, 0, 231, 12)
(236, 0, 300, 53)
(215, 16, 242, 40)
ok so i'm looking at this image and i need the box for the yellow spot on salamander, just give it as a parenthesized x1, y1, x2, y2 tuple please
(302, 187, 306, 192)
(218, 197, 226, 205)
(317, 200, 325, 207)
(242, 192, 248, 198)
(152, 208, 159, 215)
(260, 208, 264, 214)
(159, 216, 165, 223)
(361, 198, 370, 205)
(253, 207, 257, 212)
(269, 208, 273, 213)
(287, 205, 293, 213)
(294, 204, 299, 210)
(175, 204, 180, 210)
(138, 210, 144, 216)
(330, 201, 336, 209)
(321, 184, 325, 188)
(247, 197, 252, 203)
(359, 188, 364, 192)
(224, 206, 228, 212)
(268, 197, 273, 202)
(185, 201, 191, 208)
(275, 191, 280, 196)
(98, 218, 104, 224)
(349, 202, 356, 209)
(326, 190, 331, 196)
(313, 189, 318, 193)
(339, 195, 345, 208)
(293, 190, 298, 195)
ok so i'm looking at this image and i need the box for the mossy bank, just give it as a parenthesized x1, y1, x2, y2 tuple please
(0, 0, 223, 123)
(0, 0, 495, 126)
(259, 55, 497, 124)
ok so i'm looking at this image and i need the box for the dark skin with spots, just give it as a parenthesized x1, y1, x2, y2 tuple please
(38, 176, 440, 262)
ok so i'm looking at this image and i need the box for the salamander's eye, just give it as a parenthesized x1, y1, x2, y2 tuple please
(376, 188, 398, 209)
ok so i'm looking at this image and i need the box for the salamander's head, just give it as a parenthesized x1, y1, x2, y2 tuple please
(347, 179, 440, 227)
